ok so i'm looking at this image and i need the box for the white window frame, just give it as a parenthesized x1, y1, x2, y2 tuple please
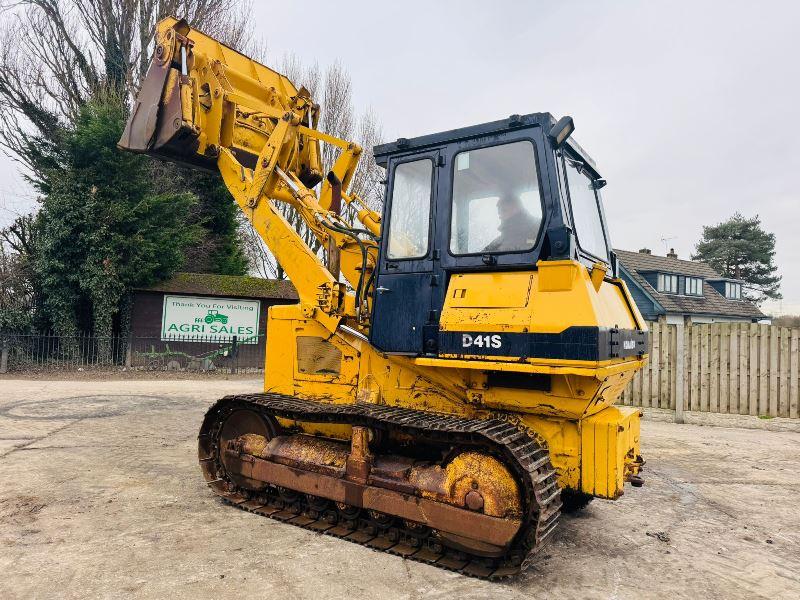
(725, 281, 742, 300)
(685, 276, 703, 296)
(658, 273, 678, 294)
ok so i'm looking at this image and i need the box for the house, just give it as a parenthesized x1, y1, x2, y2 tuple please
(615, 248, 765, 325)
(129, 272, 297, 368)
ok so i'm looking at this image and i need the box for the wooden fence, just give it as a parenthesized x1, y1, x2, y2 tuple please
(620, 322, 800, 419)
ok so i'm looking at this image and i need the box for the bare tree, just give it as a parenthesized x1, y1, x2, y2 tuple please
(279, 53, 319, 99)
(772, 315, 800, 327)
(0, 212, 37, 257)
(237, 212, 284, 280)
(320, 61, 354, 174)
(348, 107, 384, 211)
(0, 0, 254, 169)
(0, 213, 37, 328)
(278, 54, 384, 207)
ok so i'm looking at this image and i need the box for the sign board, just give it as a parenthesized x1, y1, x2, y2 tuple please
(161, 295, 261, 343)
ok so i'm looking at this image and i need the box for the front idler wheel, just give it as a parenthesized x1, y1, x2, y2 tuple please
(218, 408, 276, 491)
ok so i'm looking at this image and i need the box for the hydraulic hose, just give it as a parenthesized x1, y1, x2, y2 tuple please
(320, 219, 369, 316)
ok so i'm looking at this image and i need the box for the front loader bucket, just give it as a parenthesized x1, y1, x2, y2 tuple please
(118, 52, 171, 152)
(118, 19, 209, 170)
(119, 16, 326, 177)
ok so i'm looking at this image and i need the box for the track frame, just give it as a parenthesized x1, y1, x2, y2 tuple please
(198, 393, 563, 579)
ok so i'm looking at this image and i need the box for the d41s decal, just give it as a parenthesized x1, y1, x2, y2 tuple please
(462, 333, 502, 349)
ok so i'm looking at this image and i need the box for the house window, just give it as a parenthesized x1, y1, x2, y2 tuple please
(725, 281, 742, 300)
(658, 273, 678, 294)
(685, 277, 703, 296)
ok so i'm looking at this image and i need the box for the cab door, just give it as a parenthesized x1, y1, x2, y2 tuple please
(370, 152, 439, 353)
(437, 131, 549, 272)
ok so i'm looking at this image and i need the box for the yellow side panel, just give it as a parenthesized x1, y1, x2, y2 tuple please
(448, 272, 533, 307)
(537, 260, 578, 291)
(580, 405, 641, 499)
(440, 261, 640, 337)
(263, 306, 296, 394)
(157, 17, 299, 106)
(264, 304, 358, 400)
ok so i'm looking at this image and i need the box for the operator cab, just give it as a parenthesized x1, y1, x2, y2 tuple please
(370, 113, 614, 355)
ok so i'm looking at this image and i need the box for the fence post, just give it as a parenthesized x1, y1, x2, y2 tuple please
(0, 336, 8, 374)
(125, 335, 133, 368)
(674, 320, 685, 423)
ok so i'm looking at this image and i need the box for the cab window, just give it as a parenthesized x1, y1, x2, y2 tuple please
(449, 141, 542, 255)
(386, 159, 434, 260)
(564, 157, 609, 261)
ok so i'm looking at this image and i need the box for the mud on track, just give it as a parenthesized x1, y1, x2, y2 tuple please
(1, 378, 798, 599)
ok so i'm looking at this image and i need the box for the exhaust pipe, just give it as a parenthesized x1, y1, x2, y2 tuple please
(326, 171, 343, 216)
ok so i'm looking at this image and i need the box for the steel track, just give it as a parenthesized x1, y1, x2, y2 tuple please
(198, 393, 563, 580)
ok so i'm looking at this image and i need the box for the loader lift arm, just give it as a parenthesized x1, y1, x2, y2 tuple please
(119, 17, 381, 333)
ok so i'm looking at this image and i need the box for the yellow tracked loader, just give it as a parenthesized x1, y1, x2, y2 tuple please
(119, 17, 648, 579)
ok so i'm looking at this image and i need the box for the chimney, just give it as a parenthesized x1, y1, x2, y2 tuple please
(638, 248, 651, 254)
(667, 248, 678, 259)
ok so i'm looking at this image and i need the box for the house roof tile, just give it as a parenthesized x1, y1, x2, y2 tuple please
(136, 272, 298, 301)
(614, 249, 765, 320)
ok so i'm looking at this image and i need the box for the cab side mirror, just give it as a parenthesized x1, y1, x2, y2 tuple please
(548, 116, 575, 148)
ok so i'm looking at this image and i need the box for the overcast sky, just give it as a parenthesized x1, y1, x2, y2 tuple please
(1, 1, 798, 312)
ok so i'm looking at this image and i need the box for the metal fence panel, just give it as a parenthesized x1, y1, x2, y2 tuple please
(0, 333, 265, 374)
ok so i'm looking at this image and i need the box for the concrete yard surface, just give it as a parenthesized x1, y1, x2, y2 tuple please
(1, 378, 799, 599)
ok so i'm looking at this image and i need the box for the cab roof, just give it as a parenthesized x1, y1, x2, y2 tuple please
(373, 112, 556, 168)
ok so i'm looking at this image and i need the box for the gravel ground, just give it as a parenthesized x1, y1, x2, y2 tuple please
(1, 378, 799, 600)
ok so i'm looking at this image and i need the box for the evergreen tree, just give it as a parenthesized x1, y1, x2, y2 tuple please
(157, 167, 249, 275)
(692, 213, 781, 305)
(191, 173, 249, 276)
(33, 93, 201, 337)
